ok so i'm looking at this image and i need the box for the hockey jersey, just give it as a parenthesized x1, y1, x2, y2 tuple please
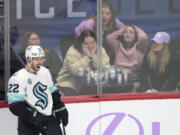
(7, 66, 58, 116)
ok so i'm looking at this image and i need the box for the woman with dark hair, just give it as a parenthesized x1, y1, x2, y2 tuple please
(139, 32, 179, 92)
(105, 25, 148, 92)
(106, 25, 148, 71)
(73, 30, 97, 54)
(75, 1, 125, 64)
(19, 31, 62, 83)
(56, 30, 109, 95)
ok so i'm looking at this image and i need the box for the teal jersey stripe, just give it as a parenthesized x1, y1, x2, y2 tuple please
(7, 94, 25, 105)
(49, 84, 59, 93)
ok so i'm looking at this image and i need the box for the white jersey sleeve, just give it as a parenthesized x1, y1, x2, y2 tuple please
(7, 69, 27, 105)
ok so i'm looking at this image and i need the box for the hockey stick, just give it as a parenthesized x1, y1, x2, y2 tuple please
(61, 121, 66, 135)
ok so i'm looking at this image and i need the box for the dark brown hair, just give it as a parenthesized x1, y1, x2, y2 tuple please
(22, 31, 38, 51)
(120, 25, 138, 49)
(73, 30, 96, 53)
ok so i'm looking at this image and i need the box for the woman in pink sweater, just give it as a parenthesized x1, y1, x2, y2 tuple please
(106, 25, 148, 72)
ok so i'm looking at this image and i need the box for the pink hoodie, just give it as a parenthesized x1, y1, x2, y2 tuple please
(106, 26, 148, 71)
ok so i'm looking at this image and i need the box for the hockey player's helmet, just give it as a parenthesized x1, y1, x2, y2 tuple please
(25, 45, 45, 60)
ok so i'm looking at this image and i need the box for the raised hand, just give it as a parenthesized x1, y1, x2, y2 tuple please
(82, 44, 91, 57)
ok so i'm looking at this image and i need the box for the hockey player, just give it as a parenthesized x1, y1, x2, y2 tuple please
(7, 45, 68, 135)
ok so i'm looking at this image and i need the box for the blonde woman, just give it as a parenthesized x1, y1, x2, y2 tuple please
(139, 32, 178, 92)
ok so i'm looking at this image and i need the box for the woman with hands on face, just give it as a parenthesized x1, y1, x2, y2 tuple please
(106, 25, 148, 71)
(56, 30, 109, 96)
(82, 36, 97, 59)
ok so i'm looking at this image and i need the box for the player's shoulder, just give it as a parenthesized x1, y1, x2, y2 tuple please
(11, 68, 27, 78)
(39, 66, 50, 74)
(8, 68, 27, 83)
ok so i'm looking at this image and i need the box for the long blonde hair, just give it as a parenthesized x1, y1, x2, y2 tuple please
(147, 43, 170, 73)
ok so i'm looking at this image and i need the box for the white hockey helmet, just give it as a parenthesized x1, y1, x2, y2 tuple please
(25, 45, 45, 60)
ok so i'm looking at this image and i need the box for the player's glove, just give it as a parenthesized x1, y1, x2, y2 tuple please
(53, 105, 69, 126)
(52, 90, 69, 126)
(28, 110, 48, 133)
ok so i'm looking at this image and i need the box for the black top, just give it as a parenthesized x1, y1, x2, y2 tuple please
(138, 48, 179, 92)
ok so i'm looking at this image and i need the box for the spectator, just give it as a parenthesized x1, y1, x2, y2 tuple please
(139, 32, 179, 92)
(56, 30, 109, 96)
(19, 31, 63, 83)
(106, 25, 148, 71)
(75, 1, 125, 64)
